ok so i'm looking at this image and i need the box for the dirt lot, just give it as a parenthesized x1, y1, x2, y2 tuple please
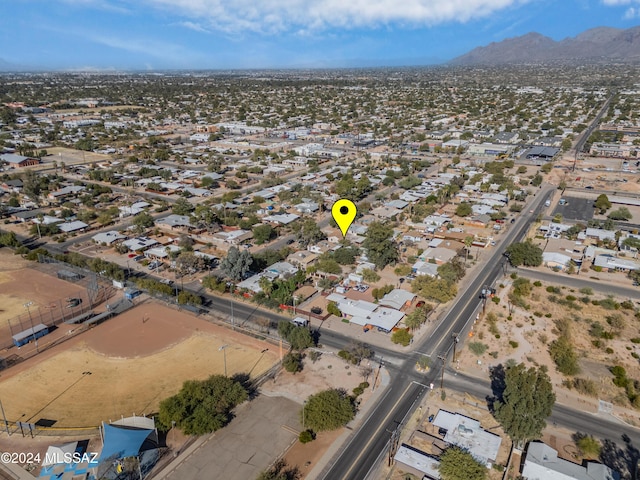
(457, 275, 640, 425)
(0, 301, 279, 428)
(261, 351, 376, 476)
(0, 250, 86, 337)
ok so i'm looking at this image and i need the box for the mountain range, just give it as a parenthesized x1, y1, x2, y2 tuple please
(450, 26, 640, 65)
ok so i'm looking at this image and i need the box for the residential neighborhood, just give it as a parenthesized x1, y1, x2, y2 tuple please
(0, 63, 639, 480)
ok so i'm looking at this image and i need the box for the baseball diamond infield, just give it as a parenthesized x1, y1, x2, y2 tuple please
(0, 302, 279, 428)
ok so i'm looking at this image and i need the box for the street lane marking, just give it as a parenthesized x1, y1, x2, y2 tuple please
(339, 383, 414, 480)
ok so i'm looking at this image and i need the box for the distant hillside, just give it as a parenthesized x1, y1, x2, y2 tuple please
(450, 26, 640, 65)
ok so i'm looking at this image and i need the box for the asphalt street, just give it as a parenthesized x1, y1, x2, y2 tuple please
(319, 184, 558, 480)
(516, 268, 639, 299)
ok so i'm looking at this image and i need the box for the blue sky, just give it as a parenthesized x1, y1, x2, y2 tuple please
(1, 0, 639, 70)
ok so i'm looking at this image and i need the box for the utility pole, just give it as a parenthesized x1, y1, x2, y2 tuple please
(437, 355, 446, 390)
(0, 398, 10, 435)
(452, 333, 459, 363)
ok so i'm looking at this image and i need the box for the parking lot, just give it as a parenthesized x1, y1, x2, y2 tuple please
(552, 196, 595, 222)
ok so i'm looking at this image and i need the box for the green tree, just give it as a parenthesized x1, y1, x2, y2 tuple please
(391, 329, 413, 346)
(277, 321, 314, 350)
(132, 211, 155, 233)
(333, 247, 359, 265)
(220, 246, 253, 281)
(411, 275, 457, 303)
(361, 268, 380, 282)
(303, 389, 356, 432)
(505, 241, 543, 267)
(327, 301, 342, 317)
(404, 306, 430, 331)
(252, 224, 276, 245)
(282, 352, 302, 373)
(608, 207, 632, 221)
(173, 197, 194, 216)
(177, 290, 202, 306)
(157, 375, 248, 434)
(455, 202, 473, 217)
(493, 363, 555, 447)
(575, 434, 602, 459)
(594, 194, 611, 214)
(362, 221, 398, 269)
(296, 218, 326, 247)
(438, 446, 487, 480)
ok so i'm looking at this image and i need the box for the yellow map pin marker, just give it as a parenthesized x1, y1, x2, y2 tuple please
(332, 199, 357, 237)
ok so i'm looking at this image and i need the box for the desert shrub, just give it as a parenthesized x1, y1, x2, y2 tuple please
(359, 382, 369, 389)
(592, 339, 604, 349)
(631, 338, 640, 344)
(546, 286, 561, 294)
(283, 352, 303, 373)
(566, 295, 577, 302)
(549, 335, 580, 375)
(509, 340, 519, 348)
(572, 378, 599, 396)
(610, 366, 628, 388)
(600, 297, 619, 310)
(606, 348, 614, 354)
(490, 351, 498, 358)
(495, 334, 501, 339)
(580, 296, 591, 304)
(533, 281, 542, 287)
(579, 287, 593, 295)
(538, 333, 548, 344)
(545, 313, 552, 318)
(299, 429, 315, 443)
(491, 296, 500, 304)
(533, 311, 543, 317)
(469, 342, 488, 356)
(620, 300, 634, 310)
(352, 386, 364, 397)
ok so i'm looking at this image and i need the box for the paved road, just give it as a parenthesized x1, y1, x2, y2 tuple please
(445, 371, 640, 446)
(572, 91, 615, 171)
(516, 268, 639, 299)
(319, 184, 557, 480)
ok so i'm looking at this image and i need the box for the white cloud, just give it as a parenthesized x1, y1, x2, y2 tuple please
(137, 0, 531, 34)
(624, 6, 640, 17)
(601, 0, 634, 5)
(175, 21, 210, 33)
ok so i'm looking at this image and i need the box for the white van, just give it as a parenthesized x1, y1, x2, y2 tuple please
(291, 317, 309, 327)
(544, 199, 551, 207)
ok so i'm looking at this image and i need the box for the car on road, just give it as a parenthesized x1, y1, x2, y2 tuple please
(148, 261, 162, 270)
(286, 239, 295, 245)
(585, 185, 594, 189)
(128, 253, 137, 258)
(510, 218, 516, 223)
(559, 198, 567, 205)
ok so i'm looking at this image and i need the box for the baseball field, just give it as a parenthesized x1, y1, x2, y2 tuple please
(0, 301, 279, 428)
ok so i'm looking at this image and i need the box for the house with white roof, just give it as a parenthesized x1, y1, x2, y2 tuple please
(521, 441, 619, 480)
(593, 255, 640, 272)
(122, 236, 158, 252)
(92, 231, 126, 245)
(542, 252, 572, 271)
(379, 289, 416, 310)
(432, 410, 502, 467)
(325, 293, 404, 332)
(58, 221, 89, 233)
(393, 444, 441, 480)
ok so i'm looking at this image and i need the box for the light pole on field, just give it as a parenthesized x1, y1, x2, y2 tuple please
(219, 344, 228, 376)
(24, 301, 39, 353)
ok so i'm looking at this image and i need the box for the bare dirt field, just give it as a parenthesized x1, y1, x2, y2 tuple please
(0, 301, 279, 428)
(0, 250, 86, 336)
(457, 275, 640, 425)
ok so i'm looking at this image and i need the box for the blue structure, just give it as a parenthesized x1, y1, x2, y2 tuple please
(12, 323, 49, 347)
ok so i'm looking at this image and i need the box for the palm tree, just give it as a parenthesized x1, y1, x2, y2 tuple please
(464, 236, 474, 264)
